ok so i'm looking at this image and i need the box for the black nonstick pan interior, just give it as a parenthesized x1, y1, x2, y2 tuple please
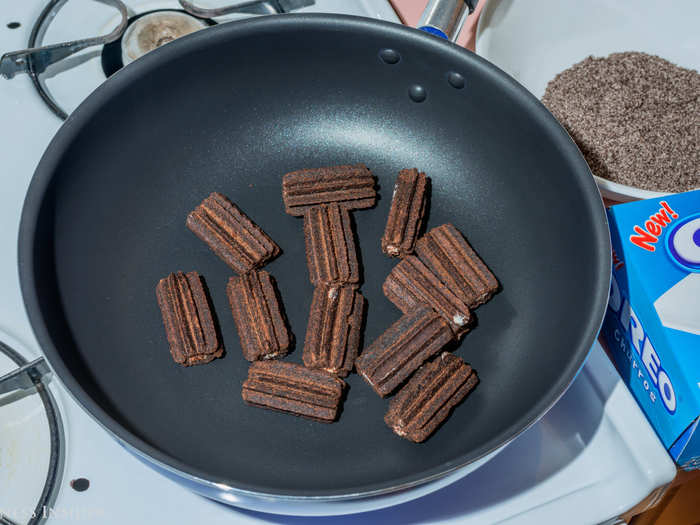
(19, 15, 610, 498)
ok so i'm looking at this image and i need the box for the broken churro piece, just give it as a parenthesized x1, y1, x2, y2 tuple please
(381, 168, 428, 257)
(356, 308, 454, 397)
(303, 285, 365, 377)
(227, 270, 290, 362)
(156, 271, 222, 366)
(187, 192, 279, 274)
(304, 203, 360, 286)
(282, 164, 377, 216)
(385, 352, 478, 442)
(415, 223, 498, 308)
(383, 255, 472, 337)
(242, 361, 345, 423)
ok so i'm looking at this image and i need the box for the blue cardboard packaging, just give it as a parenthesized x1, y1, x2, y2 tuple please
(602, 189, 700, 470)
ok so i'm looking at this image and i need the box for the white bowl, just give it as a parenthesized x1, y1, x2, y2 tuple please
(475, 0, 699, 201)
(593, 176, 669, 202)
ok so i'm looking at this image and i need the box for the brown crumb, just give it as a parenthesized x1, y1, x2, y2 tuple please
(542, 52, 699, 193)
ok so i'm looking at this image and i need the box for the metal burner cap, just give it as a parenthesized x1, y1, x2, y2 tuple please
(121, 11, 207, 66)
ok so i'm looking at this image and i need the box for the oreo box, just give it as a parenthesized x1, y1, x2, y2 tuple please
(602, 189, 700, 470)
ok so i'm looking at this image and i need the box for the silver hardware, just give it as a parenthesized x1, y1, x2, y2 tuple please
(179, 0, 314, 18)
(0, 341, 64, 525)
(0, 0, 315, 80)
(0, 357, 51, 396)
(418, 0, 477, 42)
(0, 0, 128, 79)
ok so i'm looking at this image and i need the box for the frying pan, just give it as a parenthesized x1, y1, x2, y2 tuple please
(18, 8, 611, 516)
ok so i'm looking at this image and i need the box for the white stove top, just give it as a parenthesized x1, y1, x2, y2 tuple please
(0, 1, 676, 523)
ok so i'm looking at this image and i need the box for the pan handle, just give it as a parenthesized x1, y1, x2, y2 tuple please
(418, 0, 477, 42)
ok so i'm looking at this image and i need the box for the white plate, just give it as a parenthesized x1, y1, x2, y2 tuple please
(476, 0, 700, 201)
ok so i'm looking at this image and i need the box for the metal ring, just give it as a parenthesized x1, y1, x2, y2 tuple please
(0, 341, 63, 525)
(25, 0, 128, 119)
(28, 0, 69, 120)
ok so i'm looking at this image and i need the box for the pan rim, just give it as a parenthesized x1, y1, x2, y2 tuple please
(18, 13, 612, 501)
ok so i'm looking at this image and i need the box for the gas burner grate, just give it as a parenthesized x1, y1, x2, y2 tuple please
(1, 0, 314, 119)
(0, 342, 63, 525)
(22, 0, 128, 120)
